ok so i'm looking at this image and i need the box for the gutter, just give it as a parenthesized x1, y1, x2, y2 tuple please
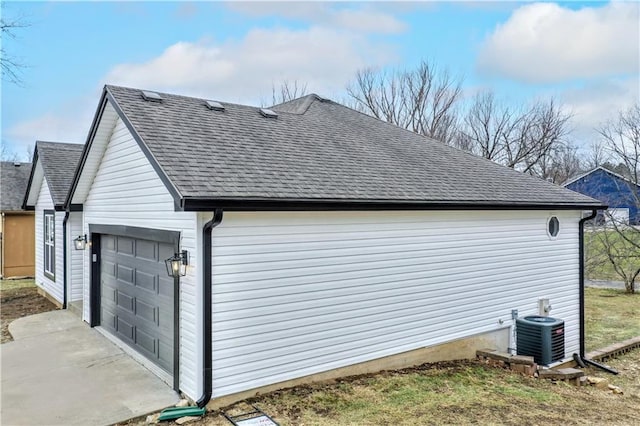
(196, 209, 223, 409)
(575, 209, 618, 374)
(62, 211, 69, 309)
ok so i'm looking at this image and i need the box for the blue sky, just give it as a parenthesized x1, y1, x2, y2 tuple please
(2, 1, 638, 160)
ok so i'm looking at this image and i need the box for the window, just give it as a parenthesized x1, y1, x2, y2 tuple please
(547, 216, 560, 239)
(44, 211, 55, 279)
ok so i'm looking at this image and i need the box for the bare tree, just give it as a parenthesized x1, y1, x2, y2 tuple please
(1, 12, 29, 85)
(598, 104, 640, 188)
(456, 91, 572, 177)
(269, 80, 308, 105)
(346, 60, 463, 145)
(538, 143, 582, 184)
(1, 142, 20, 162)
(585, 140, 610, 169)
(586, 104, 640, 294)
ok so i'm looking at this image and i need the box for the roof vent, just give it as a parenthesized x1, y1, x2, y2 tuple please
(205, 100, 225, 111)
(259, 108, 278, 119)
(141, 90, 163, 102)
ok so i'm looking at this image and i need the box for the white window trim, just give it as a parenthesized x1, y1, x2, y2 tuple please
(44, 211, 55, 279)
(547, 215, 560, 240)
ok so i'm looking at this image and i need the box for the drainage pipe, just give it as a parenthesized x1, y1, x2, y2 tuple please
(196, 209, 223, 409)
(576, 209, 618, 375)
(62, 211, 69, 309)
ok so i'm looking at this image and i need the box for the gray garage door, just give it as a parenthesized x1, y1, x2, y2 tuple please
(100, 235, 175, 374)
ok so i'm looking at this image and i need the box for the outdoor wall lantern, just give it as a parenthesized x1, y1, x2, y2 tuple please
(73, 234, 88, 250)
(165, 250, 188, 278)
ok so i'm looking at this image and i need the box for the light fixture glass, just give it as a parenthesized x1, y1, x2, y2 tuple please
(73, 234, 88, 250)
(165, 250, 188, 278)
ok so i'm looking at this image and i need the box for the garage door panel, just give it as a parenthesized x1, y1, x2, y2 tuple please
(117, 264, 134, 284)
(158, 277, 174, 298)
(135, 271, 157, 292)
(100, 234, 174, 375)
(103, 235, 116, 251)
(159, 341, 172, 366)
(136, 240, 158, 261)
(136, 299, 157, 324)
(102, 310, 116, 329)
(136, 328, 157, 355)
(117, 317, 135, 341)
(103, 260, 116, 277)
(117, 237, 135, 255)
(116, 291, 135, 312)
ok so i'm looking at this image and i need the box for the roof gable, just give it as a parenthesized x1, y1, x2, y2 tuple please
(23, 141, 84, 208)
(74, 85, 602, 211)
(1, 162, 32, 211)
(564, 166, 640, 189)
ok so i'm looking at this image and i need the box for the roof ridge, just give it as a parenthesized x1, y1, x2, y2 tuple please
(36, 140, 83, 149)
(106, 84, 263, 111)
(270, 94, 325, 114)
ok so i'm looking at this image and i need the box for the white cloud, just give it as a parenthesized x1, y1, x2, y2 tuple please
(225, 2, 327, 21)
(561, 77, 639, 143)
(225, 2, 407, 34)
(332, 9, 407, 34)
(103, 26, 397, 103)
(5, 96, 96, 158)
(478, 2, 640, 83)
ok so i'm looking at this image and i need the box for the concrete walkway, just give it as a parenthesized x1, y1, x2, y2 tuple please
(1, 311, 179, 426)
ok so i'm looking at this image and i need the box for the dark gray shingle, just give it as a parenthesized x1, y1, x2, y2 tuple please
(36, 141, 84, 206)
(1, 162, 32, 211)
(106, 85, 601, 208)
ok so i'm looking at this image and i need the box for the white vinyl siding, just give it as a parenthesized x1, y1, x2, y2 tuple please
(210, 210, 581, 397)
(68, 212, 83, 301)
(82, 117, 199, 399)
(34, 178, 64, 303)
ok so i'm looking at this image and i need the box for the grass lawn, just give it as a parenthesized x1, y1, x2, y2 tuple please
(585, 287, 640, 352)
(121, 287, 640, 426)
(0, 278, 39, 292)
(585, 228, 640, 284)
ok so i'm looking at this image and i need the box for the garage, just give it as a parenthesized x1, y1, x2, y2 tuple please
(96, 232, 177, 377)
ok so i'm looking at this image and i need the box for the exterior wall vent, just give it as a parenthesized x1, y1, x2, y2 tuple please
(516, 315, 565, 365)
(205, 100, 225, 111)
(259, 108, 278, 119)
(141, 91, 163, 102)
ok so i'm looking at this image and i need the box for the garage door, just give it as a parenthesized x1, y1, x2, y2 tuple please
(100, 234, 175, 374)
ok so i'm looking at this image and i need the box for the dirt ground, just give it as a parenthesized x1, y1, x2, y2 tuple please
(3, 280, 637, 425)
(119, 350, 640, 426)
(1, 283, 58, 343)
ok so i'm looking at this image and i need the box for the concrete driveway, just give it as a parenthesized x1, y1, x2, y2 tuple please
(1, 311, 179, 426)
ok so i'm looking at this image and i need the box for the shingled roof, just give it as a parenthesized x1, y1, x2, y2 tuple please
(26, 141, 84, 208)
(1, 162, 32, 211)
(84, 85, 602, 210)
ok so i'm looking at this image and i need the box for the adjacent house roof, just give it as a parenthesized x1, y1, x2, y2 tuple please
(1, 162, 32, 211)
(23, 141, 84, 209)
(563, 166, 640, 189)
(69, 85, 603, 211)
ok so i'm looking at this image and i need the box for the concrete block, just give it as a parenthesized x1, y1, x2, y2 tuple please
(538, 368, 583, 380)
(510, 355, 535, 365)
